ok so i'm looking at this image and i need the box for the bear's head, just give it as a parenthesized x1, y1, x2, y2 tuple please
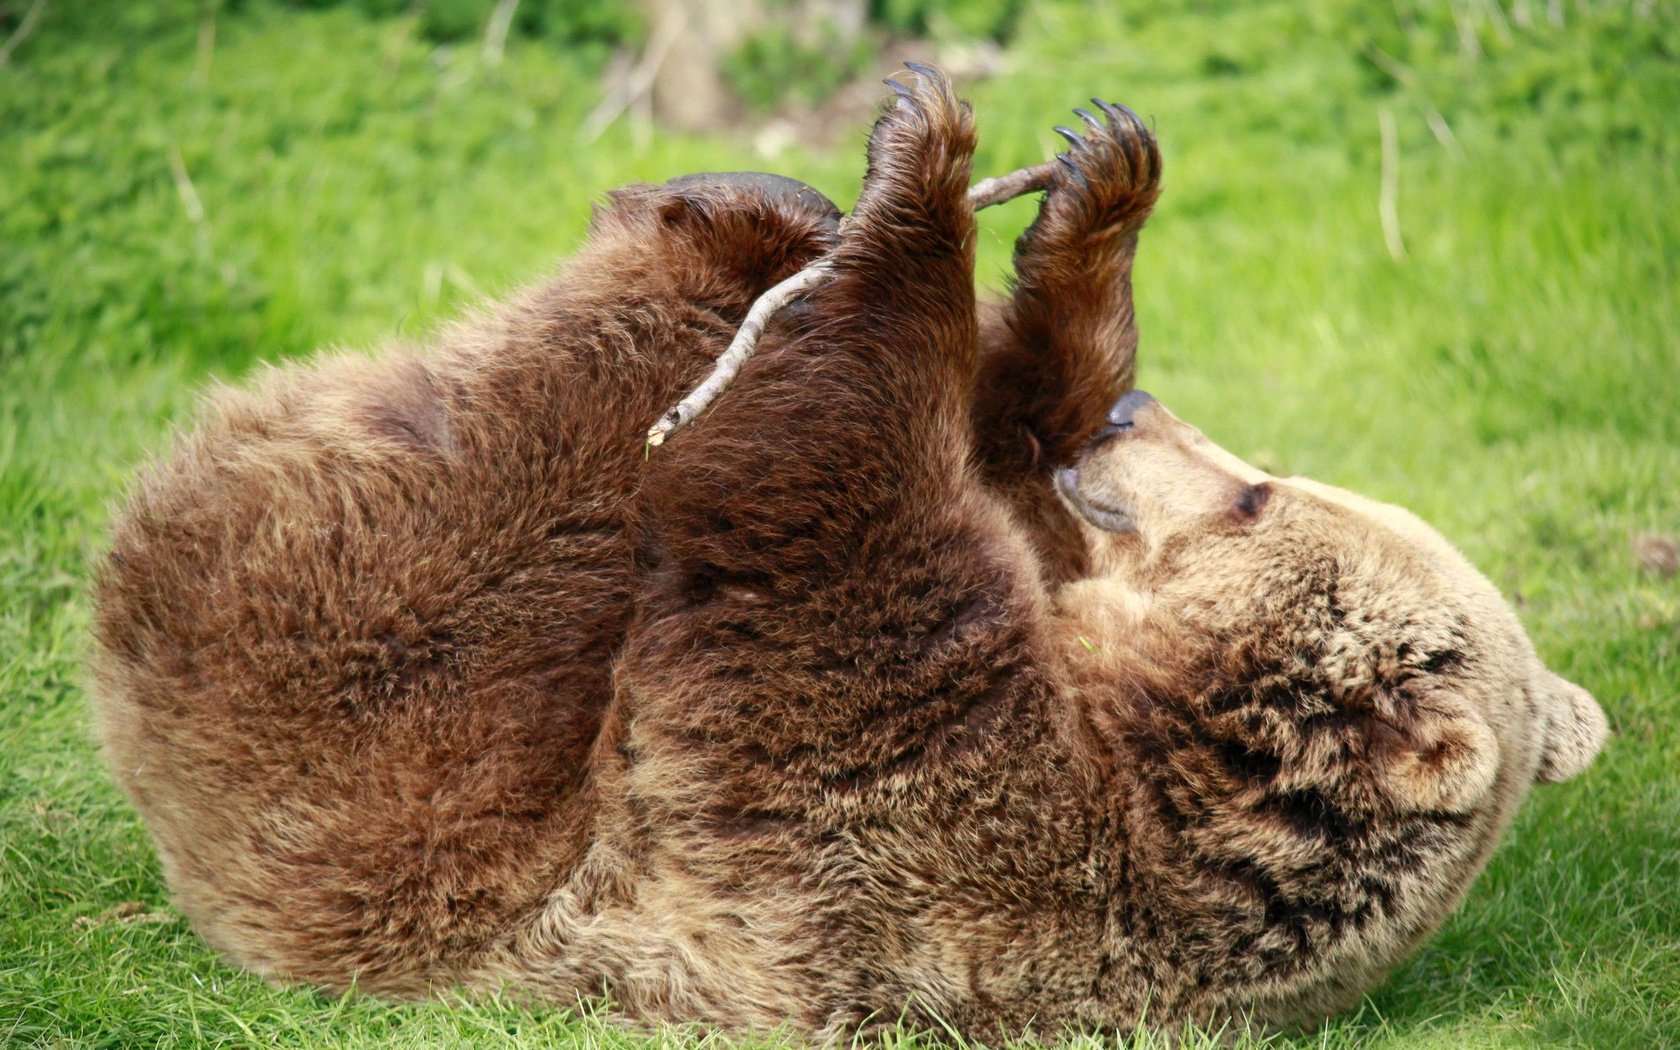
(1056, 390, 1606, 811)
(1051, 389, 1606, 1018)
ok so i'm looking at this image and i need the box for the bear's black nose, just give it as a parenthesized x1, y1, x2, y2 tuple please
(1105, 389, 1157, 430)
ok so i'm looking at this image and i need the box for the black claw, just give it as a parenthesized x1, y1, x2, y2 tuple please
(1052, 125, 1088, 152)
(903, 60, 940, 81)
(884, 78, 913, 99)
(1094, 98, 1146, 134)
(1073, 106, 1103, 132)
(1055, 152, 1086, 183)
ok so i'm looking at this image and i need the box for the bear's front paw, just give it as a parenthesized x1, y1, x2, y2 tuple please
(1029, 99, 1162, 250)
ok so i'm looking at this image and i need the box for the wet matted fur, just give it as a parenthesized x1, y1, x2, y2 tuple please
(91, 68, 1605, 1040)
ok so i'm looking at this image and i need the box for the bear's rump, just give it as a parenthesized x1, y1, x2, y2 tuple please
(91, 343, 642, 991)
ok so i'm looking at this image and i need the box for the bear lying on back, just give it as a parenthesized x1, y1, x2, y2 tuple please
(91, 67, 1605, 1040)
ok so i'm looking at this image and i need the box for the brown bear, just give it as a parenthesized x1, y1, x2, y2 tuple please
(91, 67, 1606, 1040)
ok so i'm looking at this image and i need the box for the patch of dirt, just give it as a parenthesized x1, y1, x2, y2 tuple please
(1632, 533, 1679, 578)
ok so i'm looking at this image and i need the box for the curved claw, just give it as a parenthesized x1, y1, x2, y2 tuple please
(1073, 106, 1103, 132)
(1092, 97, 1160, 177)
(1052, 125, 1089, 152)
(884, 78, 913, 98)
(1094, 98, 1146, 135)
(902, 60, 941, 81)
(1055, 152, 1087, 185)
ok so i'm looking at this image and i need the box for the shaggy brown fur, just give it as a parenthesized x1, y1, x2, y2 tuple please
(91, 68, 1605, 1040)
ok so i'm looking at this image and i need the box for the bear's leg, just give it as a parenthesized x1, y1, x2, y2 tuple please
(977, 101, 1161, 466)
(969, 100, 1161, 579)
(625, 66, 1036, 783)
(603, 74, 1068, 1031)
(638, 63, 979, 575)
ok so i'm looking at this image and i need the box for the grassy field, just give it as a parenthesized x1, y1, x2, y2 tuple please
(3, 0, 1677, 1046)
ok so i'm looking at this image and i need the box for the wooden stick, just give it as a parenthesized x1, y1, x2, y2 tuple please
(645, 159, 1059, 448)
(967, 160, 1059, 211)
(644, 261, 835, 446)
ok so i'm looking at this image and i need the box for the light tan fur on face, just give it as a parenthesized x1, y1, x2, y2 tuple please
(1044, 393, 1606, 1029)
(1060, 396, 1605, 801)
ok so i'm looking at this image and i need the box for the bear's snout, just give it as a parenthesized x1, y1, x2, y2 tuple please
(1054, 465, 1136, 535)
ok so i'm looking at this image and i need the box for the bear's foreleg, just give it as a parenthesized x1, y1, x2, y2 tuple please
(976, 100, 1161, 466)
(970, 100, 1162, 579)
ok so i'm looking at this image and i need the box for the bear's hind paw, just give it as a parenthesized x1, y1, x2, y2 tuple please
(850, 63, 977, 243)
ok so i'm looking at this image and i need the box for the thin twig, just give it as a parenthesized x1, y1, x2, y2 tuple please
(1377, 105, 1406, 262)
(645, 160, 1059, 448)
(0, 0, 47, 69)
(646, 262, 835, 446)
(968, 160, 1058, 208)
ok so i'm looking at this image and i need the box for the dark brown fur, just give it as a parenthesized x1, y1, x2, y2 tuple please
(91, 70, 1602, 1040)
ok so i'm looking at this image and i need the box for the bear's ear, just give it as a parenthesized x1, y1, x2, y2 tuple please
(1369, 701, 1498, 813)
(1535, 671, 1608, 783)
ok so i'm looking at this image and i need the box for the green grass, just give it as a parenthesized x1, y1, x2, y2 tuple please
(3, 0, 1677, 1046)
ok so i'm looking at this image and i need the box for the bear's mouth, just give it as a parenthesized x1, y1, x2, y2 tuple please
(1054, 467, 1137, 534)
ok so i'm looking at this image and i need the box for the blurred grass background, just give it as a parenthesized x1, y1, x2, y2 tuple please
(1, 0, 1677, 1046)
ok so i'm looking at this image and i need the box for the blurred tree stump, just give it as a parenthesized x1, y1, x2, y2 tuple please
(640, 0, 866, 132)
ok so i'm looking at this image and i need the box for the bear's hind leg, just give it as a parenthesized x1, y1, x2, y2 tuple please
(641, 62, 982, 561)
(627, 65, 1012, 779)
(603, 72, 1054, 1029)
